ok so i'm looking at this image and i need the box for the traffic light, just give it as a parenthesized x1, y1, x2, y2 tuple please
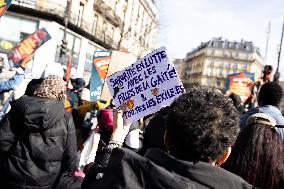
(60, 39, 67, 57)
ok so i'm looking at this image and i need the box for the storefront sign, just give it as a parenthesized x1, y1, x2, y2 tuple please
(0, 0, 12, 17)
(93, 50, 112, 79)
(106, 47, 185, 123)
(8, 28, 51, 65)
(226, 72, 255, 103)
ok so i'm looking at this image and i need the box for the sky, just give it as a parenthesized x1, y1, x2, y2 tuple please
(156, 0, 284, 79)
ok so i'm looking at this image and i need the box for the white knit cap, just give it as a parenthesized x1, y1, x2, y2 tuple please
(44, 62, 64, 79)
(79, 88, 90, 101)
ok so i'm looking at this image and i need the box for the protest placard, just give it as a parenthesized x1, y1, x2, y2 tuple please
(100, 50, 136, 101)
(226, 72, 255, 103)
(106, 47, 185, 123)
(90, 66, 103, 101)
(93, 50, 112, 79)
(8, 28, 51, 65)
(0, 0, 12, 17)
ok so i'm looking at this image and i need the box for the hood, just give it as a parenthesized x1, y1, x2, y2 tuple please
(259, 105, 282, 115)
(145, 149, 253, 189)
(11, 96, 65, 130)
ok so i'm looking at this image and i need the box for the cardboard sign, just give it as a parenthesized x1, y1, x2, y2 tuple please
(106, 47, 185, 123)
(93, 50, 112, 79)
(100, 50, 136, 101)
(0, 0, 12, 17)
(8, 28, 51, 65)
(226, 72, 255, 103)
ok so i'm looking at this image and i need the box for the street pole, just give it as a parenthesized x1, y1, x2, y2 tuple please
(117, 2, 128, 50)
(63, 0, 70, 49)
(264, 21, 271, 64)
(62, 0, 72, 87)
(274, 20, 284, 83)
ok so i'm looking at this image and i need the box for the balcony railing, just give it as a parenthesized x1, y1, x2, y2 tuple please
(12, 0, 37, 9)
(10, 0, 119, 50)
(35, 0, 67, 17)
(94, 0, 122, 27)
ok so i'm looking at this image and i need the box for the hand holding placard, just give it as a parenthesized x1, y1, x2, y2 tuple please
(110, 103, 131, 146)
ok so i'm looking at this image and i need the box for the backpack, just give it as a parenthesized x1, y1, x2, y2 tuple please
(97, 108, 113, 130)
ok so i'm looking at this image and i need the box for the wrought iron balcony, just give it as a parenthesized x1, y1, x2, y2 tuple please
(93, 0, 122, 28)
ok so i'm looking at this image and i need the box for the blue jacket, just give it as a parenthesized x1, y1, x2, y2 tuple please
(0, 69, 24, 94)
(240, 105, 284, 141)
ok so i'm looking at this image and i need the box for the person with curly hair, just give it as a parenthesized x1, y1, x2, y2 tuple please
(240, 82, 284, 141)
(223, 113, 284, 189)
(82, 86, 254, 189)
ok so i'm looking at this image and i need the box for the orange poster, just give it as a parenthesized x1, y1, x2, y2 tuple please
(93, 51, 112, 79)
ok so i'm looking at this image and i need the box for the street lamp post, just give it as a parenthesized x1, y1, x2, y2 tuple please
(274, 20, 284, 83)
(61, 0, 72, 87)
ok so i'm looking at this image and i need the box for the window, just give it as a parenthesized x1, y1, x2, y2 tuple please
(233, 63, 238, 72)
(85, 43, 97, 72)
(213, 41, 219, 48)
(217, 80, 221, 87)
(222, 41, 228, 48)
(211, 49, 215, 56)
(77, 2, 85, 27)
(243, 64, 248, 72)
(235, 51, 239, 58)
(0, 14, 38, 42)
(102, 22, 107, 41)
(207, 79, 211, 86)
(236, 43, 241, 49)
(245, 53, 249, 60)
(246, 45, 252, 51)
(66, 33, 74, 50)
(110, 27, 115, 40)
(92, 15, 98, 35)
(55, 30, 81, 69)
(226, 62, 230, 68)
(225, 69, 229, 77)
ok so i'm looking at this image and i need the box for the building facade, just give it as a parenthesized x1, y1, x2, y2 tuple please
(173, 58, 185, 80)
(0, 0, 158, 81)
(182, 38, 264, 90)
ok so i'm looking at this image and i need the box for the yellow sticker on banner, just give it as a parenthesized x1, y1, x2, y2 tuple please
(127, 99, 135, 109)
(0, 0, 6, 7)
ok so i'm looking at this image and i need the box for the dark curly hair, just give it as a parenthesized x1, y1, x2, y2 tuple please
(258, 82, 282, 107)
(166, 86, 240, 163)
(223, 122, 284, 189)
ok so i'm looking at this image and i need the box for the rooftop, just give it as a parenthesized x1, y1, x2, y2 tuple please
(186, 37, 261, 58)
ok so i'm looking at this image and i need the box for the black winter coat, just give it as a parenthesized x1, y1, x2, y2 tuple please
(82, 148, 255, 189)
(0, 96, 79, 189)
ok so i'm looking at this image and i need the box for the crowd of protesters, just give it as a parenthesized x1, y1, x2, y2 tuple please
(0, 58, 283, 189)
